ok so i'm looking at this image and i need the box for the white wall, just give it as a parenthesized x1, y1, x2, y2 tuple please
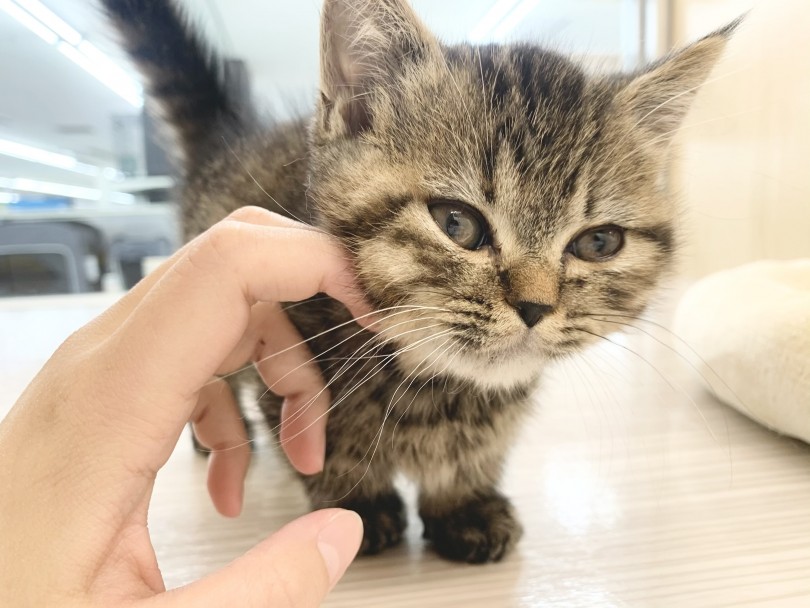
(670, 0, 810, 278)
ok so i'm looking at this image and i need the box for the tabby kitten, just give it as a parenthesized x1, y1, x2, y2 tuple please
(103, 0, 736, 563)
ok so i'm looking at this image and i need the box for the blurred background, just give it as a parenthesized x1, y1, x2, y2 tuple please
(0, 0, 806, 296)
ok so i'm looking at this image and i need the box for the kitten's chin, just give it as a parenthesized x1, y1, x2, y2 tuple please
(449, 353, 544, 391)
(395, 342, 544, 391)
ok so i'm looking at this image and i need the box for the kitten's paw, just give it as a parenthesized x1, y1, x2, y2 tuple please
(421, 492, 522, 563)
(345, 492, 407, 555)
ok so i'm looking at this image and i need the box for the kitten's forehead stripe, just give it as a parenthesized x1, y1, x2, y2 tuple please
(441, 42, 617, 243)
(447, 44, 593, 199)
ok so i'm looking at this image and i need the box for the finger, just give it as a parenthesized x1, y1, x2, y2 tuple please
(88, 207, 325, 339)
(94, 221, 371, 469)
(127, 222, 369, 394)
(280, 393, 330, 476)
(191, 381, 251, 518)
(147, 509, 363, 608)
(250, 304, 329, 475)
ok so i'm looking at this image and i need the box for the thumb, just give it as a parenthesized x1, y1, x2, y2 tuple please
(150, 509, 363, 608)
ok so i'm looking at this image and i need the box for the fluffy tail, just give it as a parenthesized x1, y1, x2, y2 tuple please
(101, 0, 251, 169)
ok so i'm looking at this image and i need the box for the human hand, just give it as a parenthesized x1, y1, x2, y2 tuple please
(0, 208, 369, 607)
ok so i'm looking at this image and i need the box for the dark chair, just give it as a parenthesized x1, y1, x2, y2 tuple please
(0, 220, 106, 296)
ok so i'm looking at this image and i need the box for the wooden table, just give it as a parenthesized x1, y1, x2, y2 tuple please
(2, 292, 809, 607)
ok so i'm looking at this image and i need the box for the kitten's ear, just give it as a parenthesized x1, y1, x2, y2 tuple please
(320, 0, 441, 135)
(616, 16, 743, 144)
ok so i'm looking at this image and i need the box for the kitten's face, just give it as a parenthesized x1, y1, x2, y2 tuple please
(309, 0, 730, 389)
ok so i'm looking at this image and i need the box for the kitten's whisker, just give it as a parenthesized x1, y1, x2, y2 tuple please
(264, 317, 446, 394)
(281, 295, 332, 312)
(199, 438, 255, 454)
(573, 326, 719, 441)
(577, 349, 637, 456)
(384, 339, 454, 421)
(391, 343, 461, 447)
(259, 317, 445, 426)
(253, 318, 401, 421)
(586, 313, 752, 417)
(336, 337, 456, 479)
(283, 328, 455, 436)
(608, 107, 758, 173)
(221, 136, 318, 227)
(277, 330, 456, 444)
(208, 304, 449, 384)
(265, 320, 448, 432)
(475, 47, 495, 179)
(330, 337, 454, 500)
(371, 339, 455, 457)
(277, 337, 453, 475)
(603, 67, 750, 168)
(628, 67, 748, 137)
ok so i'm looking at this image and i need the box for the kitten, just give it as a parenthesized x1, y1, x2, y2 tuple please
(102, 0, 737, 563)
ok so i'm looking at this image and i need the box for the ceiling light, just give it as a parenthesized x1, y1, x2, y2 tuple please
(59, 42, 143, 108)
(0, 0, 143, 108)
(0, 138, 78, 170)
(0, 138, 105, 175)
(0, 0, 58, 44)
(0, 177, 136, 204)
(13, 0, 81, 45)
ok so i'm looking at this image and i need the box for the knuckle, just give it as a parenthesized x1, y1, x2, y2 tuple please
(205, 222, 238, 258)
(192, 221, 246, 269)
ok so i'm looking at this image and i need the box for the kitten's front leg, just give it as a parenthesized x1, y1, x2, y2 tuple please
(259, 378, 406, 555)
(418, 467, 522, 563)
(303, 446, 406, 556)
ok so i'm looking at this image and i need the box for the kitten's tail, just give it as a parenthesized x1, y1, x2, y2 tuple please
(101, 0, 251, 169)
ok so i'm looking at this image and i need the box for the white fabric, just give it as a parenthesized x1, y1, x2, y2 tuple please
(673, 260, 810, 443)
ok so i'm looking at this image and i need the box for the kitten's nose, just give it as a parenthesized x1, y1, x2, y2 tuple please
(514, 301, 553, 328)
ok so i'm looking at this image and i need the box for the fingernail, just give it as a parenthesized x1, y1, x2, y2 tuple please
(317, 510, 363, 588)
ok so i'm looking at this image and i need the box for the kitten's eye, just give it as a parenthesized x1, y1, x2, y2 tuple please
(568, 225, 625, 261)
(428, 200, 489, 250)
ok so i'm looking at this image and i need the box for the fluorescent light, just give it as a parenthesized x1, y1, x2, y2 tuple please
(0, 138, 105, 175)
(14, 0, 81, 45)
(0, 0, 58, 44)
(0, 0, 143, 108)
(469, 0, 520, 42)
(0, 138, 78, 170)
(0, 177, 136, 204)
(58, 42, 143, 108)
(493, 0, 541, 40)
(0, 192, 20, 205)
(0, 178, 99, 200)
(77, 41, 143, 106)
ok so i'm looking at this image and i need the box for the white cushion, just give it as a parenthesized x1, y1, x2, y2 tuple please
(673, 260, 810, 442)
